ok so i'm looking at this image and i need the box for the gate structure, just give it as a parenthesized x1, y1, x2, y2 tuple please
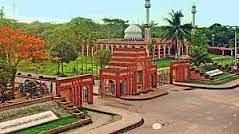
(170, 60, 190, 84)
(157, 68, 170, 86)
(56, 75, 93, 107)
(100, 48, 157, 98)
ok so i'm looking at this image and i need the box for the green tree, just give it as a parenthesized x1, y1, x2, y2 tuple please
(191, 30, 213, 66)
(162, 10, 192, 60)
(0, 59, 14, 103)
(50, 41, 78, 75)
(96, 49, 111, 69)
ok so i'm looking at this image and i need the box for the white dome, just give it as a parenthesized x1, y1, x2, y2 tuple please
(124, 24, 143, 40)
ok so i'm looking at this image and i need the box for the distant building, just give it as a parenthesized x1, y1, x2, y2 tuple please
(80, 0, 190, 59)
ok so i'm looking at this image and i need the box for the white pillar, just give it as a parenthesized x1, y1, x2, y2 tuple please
(168, 47, 171, 56)
(163, 46, 166, 58)
(111, 45, 114, 53)
(81, 45, 84, 56)
(231, 50, 233, 56)
(182, 45, 184, 55)
(91, 47, 94, 57)
(100, 44, 103, 50)
(222, 50, 225, 56)
(158, 45, 161, 59)
(178, 45, 181, 56)
(153, 45, 155, 60)
(186, 45, 189, 56)
(86, 45, 89, 56)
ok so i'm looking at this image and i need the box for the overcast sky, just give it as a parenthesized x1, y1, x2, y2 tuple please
(0, 0, 239, 26)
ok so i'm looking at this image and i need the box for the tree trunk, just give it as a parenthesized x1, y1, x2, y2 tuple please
(176, 36, 180, 61)
(10, 66, 17, 99)
(57, 62, 60, 74)
(61, 62, 64, 75)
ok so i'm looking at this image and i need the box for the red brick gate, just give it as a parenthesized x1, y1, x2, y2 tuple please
(170, 60, 190, 84)
(56, 75, 93, 107)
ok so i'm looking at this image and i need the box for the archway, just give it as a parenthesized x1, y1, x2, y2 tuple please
(82, 86, 88, 102)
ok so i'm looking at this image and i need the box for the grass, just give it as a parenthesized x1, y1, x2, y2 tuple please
(1, 102, 90, 134)
(18, 56, 99, 76)
(186, 74, 239, 85)
(0, 101, 69, 122)
(210, 54, 234, 65)
(16, 115, 80, 134)
(153, 58, 175, 68)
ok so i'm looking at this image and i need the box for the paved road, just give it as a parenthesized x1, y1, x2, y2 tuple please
(100, 88, 239, 134)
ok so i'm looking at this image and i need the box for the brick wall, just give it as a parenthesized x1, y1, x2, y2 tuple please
(0, 96, 53, 112)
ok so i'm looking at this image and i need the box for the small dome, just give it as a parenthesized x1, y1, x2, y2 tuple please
(124, 24, 143, 40)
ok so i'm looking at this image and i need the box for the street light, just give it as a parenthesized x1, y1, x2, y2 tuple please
(212, 34, 215, 47)
(226, 26, 238, 66)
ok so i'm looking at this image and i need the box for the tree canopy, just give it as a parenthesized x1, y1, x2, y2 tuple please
(191, 30, 213, 66)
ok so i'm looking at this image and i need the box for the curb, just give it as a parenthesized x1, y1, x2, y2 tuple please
(174, 83, 239, 90)
(110, 118, 144, 134)
(84, 105, 144, 134)
(120, 91, 168, 101)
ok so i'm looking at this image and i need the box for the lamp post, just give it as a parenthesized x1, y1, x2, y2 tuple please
(234, 27, 237, 65)
(212, 34, 215, 47)
(226, 26, 238, 66)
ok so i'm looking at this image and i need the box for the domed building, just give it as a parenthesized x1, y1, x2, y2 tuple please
(124, 24, 143, 40)
(80, 0, 190, 59)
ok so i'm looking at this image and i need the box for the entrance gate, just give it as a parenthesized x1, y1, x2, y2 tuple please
(56, 75, 94, 107)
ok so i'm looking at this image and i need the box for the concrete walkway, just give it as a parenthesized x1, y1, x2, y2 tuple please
(174, 79, 239, 90)
(120, 88, 168, 101)
(83, 103, 143, 134)
(120, 85, 193, 101)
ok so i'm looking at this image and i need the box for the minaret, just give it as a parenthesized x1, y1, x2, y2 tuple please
(192, 4, 197, 28)
(144, 0, 151, 42)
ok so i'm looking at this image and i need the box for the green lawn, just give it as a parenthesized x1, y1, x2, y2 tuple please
(16, 115, 80, 134)
(18, 56, 99, 76)
(210, 54, 234, 65)
(153, 58, 175, 68)
(0, 101, 86, 134)
(0, 101, 69, 122)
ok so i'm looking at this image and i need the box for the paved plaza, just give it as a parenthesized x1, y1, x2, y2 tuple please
(96, 87, 239, 134)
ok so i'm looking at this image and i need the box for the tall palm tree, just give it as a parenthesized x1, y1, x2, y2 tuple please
(162, 10, 192, 60)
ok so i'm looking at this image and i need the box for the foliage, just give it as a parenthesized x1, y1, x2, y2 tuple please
(96, 49, 111, 69)
(162, 10, 192, 60)
(203, 23, 235, 47)
(154, 58, 175, 68)
(19, 80, 49, 98)
(0, 59, 14, 103)
(191, 30, 213, 66)
(18, 56, 98, 76)
(0, 26, 46, 67)
(50, 41, 78, 74)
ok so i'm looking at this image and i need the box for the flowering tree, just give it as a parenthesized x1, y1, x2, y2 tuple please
(0, 26, 46, 88)
(0, 26, 46, 67)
